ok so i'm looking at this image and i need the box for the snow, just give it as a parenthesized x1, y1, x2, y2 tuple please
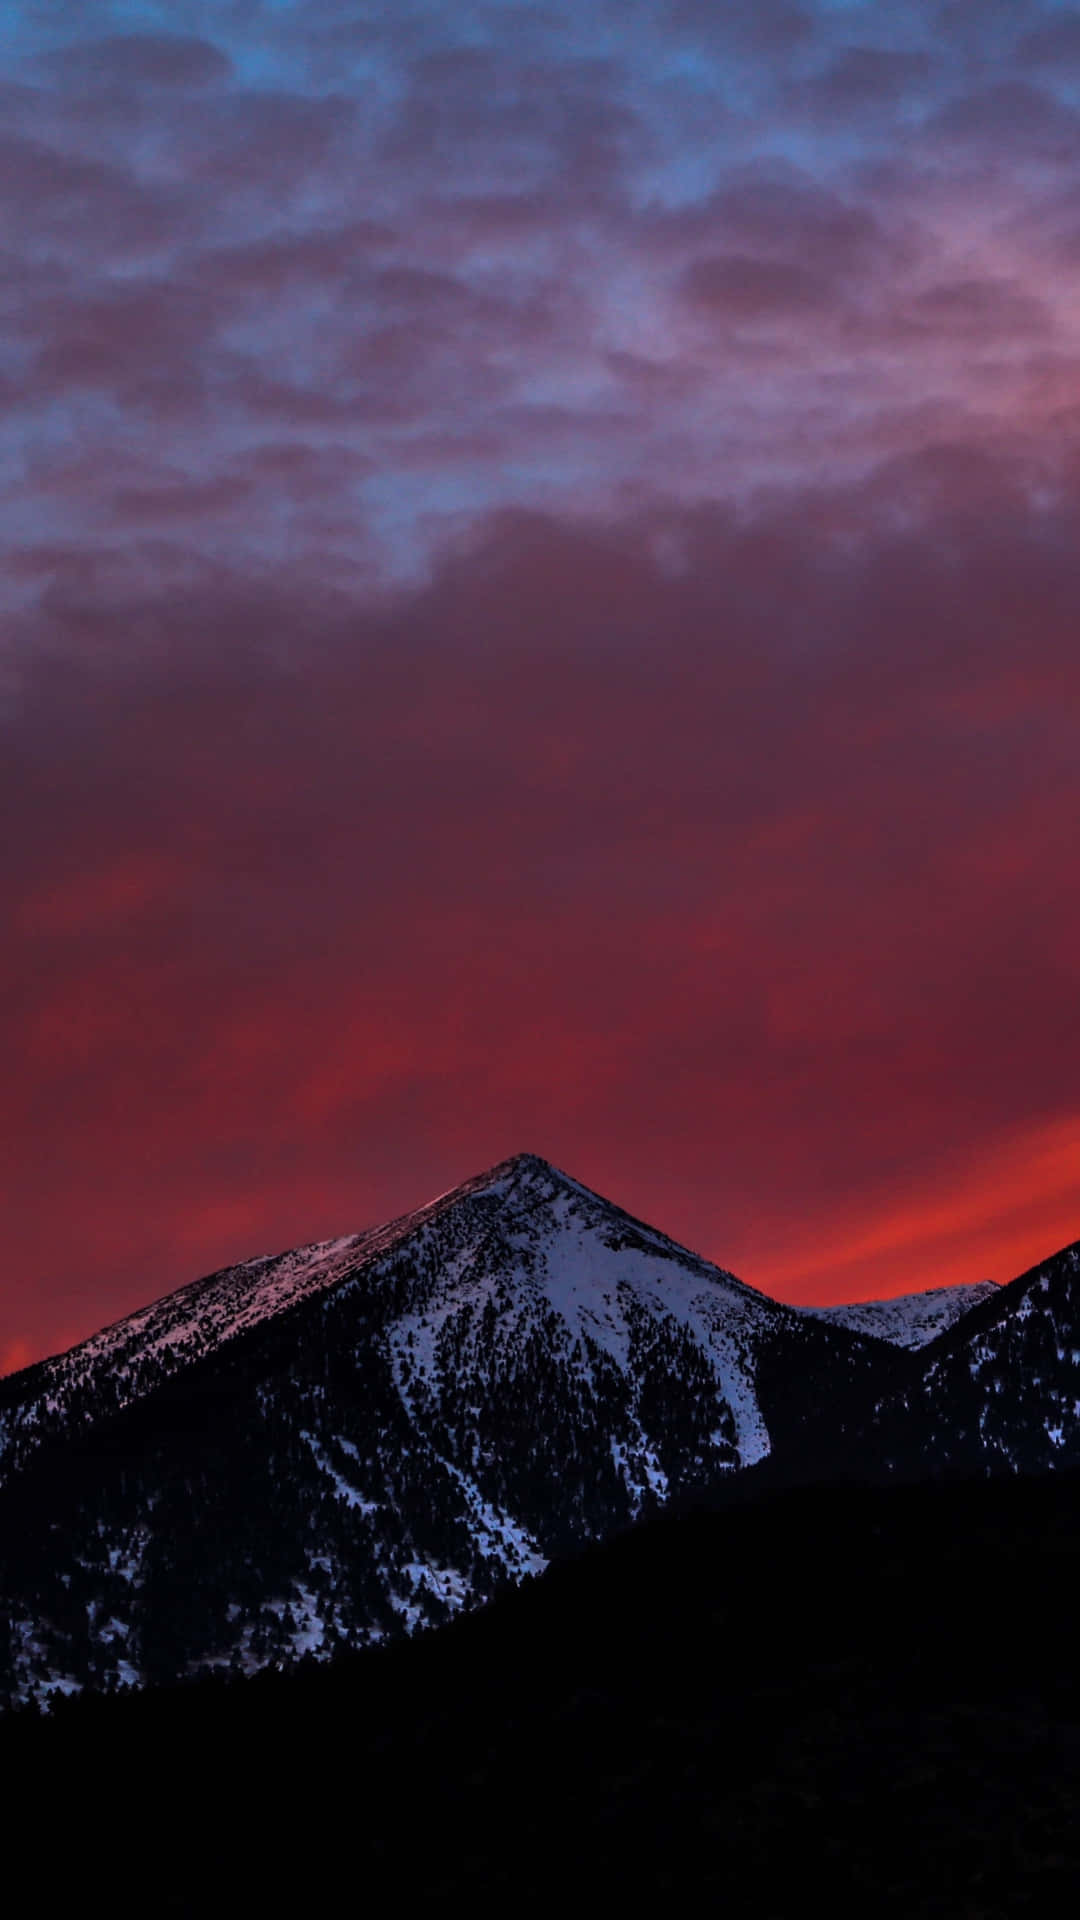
(803, 1281, 999, 1350)
(382, 1165, 782, 1478)
(299, 1430, 380, 1512)
(443, 1463, 547, 1575)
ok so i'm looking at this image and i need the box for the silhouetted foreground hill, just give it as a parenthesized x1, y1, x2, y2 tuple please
(7, 1468, 1080, 1916)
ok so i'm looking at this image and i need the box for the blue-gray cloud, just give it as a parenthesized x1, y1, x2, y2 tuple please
(1, 0, 1079, 618)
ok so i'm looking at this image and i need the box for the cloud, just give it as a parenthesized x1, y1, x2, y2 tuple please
(795, 46, 935, 117)
(1017, 10, 1080, 70)
(692, 174, 886, 275)
(667, 0, 816, 53)
(199, 222, 396, 296)
(931, 81, 1080, 153)
(681, 252, 832, 317)
(893, 277, 1053, 344)
(3, 1, 1080, 599)
(36, 33, 232, 91)
(26, 278, 228, 396)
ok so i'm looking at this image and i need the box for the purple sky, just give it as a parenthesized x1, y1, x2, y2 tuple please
(3, 2, 1080, 1367)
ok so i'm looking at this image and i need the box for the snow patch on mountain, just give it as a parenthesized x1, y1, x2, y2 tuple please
(803, 1281, 999, 1350)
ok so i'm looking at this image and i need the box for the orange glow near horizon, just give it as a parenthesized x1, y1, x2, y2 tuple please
(750, 1117, 1080, 1307)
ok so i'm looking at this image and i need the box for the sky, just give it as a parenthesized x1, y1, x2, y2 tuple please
(3, 0, 1080, 1369)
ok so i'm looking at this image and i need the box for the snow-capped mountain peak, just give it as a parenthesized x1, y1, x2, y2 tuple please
(0, 1151, 887, 1701)
(1, 1147, 791, 1485)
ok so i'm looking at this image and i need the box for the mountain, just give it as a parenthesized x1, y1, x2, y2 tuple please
(867, 1238, 1080, 1476)
(0, 1153, 892, 1703)
(3, 1150, 1077, 1708)
(803, 1280, 998, 1350)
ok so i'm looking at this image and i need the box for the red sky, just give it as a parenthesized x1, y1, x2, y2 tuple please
(3, 3, 1080, 1367)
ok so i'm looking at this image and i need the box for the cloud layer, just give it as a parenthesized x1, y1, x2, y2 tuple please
(6, 0, 1080, 600)
(3, 2, 1080, 1361)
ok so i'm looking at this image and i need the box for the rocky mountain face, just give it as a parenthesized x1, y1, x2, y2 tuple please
(0, 1153, 889, 1702)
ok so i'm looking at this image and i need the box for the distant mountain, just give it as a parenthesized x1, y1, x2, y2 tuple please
(0, 1153, 889, 1702)
(803, 1280, 998, 1350)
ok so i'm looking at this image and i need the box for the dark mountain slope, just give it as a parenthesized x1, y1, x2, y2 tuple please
(8, 1468, 1080, 1916)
